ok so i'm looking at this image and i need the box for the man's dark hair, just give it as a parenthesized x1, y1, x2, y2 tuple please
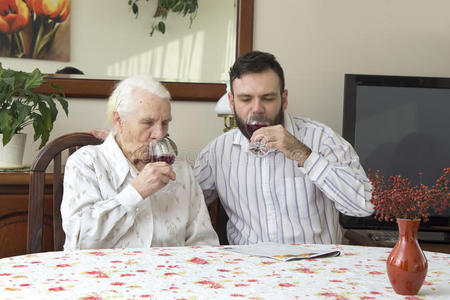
(229, 51, 285, 95)
(56, 66, 84, 75)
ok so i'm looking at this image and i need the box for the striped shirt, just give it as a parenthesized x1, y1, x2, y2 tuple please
(194, 112, 374, 245)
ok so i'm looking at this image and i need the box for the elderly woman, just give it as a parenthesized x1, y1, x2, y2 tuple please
(61, 75, 219, 250)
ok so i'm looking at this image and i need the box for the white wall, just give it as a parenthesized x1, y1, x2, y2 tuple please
(253, 0, 450, 133)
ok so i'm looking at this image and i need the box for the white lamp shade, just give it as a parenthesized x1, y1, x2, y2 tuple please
(215, 81, 232, 114)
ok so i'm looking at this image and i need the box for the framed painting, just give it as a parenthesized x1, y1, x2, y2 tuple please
(0, 0, 70, 61)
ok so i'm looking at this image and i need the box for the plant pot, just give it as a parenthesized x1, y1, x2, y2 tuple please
(0, 133, 27, 169)
(386, 218, 428, 295)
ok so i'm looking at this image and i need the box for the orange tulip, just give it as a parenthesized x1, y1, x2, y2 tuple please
(25, 0, 70, 22)
(0, 0, 30, 34)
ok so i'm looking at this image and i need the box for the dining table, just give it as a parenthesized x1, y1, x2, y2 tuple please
(0, 243, 448, 299)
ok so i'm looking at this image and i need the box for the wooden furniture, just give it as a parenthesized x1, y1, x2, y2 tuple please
(0, 172, 53, 258)
(345, 229, 450, 254)
(208, 198, 229, 245)
(27, 132, 102, 254)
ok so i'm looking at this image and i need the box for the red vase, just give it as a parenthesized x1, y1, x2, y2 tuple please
(386, 218, 428, 295)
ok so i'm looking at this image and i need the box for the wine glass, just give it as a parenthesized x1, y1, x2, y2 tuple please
(246, 114, 271, 157)
(148, 136, 178, 193)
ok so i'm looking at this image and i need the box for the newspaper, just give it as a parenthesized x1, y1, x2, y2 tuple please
(223, 242, 340, 262)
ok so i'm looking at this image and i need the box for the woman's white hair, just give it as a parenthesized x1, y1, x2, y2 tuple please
(106, 74, 171, 126)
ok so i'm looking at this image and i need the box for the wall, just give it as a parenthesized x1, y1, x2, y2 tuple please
(253, 0, 450, 133)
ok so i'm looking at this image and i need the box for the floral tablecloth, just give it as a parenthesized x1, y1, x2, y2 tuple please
(0, 244, 448, 299)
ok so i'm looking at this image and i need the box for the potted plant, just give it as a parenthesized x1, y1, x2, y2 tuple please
(0, 63, 68, 168)
(369, 168, 449, 295)
(128, 0, 199, 36)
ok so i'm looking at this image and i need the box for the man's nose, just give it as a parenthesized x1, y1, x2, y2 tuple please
(250, 99, 264, 114)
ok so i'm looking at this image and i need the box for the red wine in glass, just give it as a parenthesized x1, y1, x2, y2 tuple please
(246, 115, 271, 157)
(148, 137, 177, 166)
(246, 123, 269, 137)
(149, 154, 175, 165)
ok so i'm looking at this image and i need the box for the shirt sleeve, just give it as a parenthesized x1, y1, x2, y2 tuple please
(302, 129, 374, 217)
(194, 143, 218, 206)
(184, 164, 220, 246)
(61, 150, 144, 250)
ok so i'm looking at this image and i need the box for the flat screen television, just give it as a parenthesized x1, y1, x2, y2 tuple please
(340, 74, 450, 242)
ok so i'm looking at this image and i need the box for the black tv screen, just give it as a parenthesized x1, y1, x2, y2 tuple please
(340, 74, 450, 234)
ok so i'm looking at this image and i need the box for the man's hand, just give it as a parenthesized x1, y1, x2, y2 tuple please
(251, 125, 312, 166)
(131, 162, 176, 198)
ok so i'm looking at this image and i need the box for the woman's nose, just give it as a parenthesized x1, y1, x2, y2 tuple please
(150, 124, 166, 140)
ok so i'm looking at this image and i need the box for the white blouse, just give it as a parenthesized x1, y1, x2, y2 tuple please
(61, 134, 219, 250)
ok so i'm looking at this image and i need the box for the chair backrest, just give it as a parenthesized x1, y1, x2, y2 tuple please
(208, 198, 229, 245)
(27, 132, 102, 254)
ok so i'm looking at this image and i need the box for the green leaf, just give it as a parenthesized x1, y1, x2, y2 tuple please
(10, 103, 31, 133)
(49, 81, 65, 96)
(55, 95, 69, 116)
(32, 113, 50, 149)
(0, 110, 14, 145)
(38, 102, 52, 130)
(132, 3, 139, 16)
(168, 0, 179, 9)
(24, 68, 44, 90)
(160, 0, 169, 8)
(32, 114, 44, 142)
(172, 2, 183, 12)
(157, 21, 166, 34)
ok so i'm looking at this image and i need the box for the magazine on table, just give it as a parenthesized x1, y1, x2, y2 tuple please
(223, 242, 341, 262)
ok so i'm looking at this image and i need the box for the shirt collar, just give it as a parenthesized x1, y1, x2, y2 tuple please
(232, 111, 295, 149)
(101, 133, 134, 188)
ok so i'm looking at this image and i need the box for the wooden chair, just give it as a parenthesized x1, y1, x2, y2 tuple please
(27, 132, 102, 254)
(208, 198, 229, 245)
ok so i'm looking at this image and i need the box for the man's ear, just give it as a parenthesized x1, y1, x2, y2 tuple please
(282, 89, 288, 111)
(228, 92, 235, 113)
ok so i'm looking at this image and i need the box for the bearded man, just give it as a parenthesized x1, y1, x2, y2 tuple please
(194, 51, 374, 245)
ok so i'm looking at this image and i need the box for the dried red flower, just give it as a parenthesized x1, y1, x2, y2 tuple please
(369, 168, 449, 222)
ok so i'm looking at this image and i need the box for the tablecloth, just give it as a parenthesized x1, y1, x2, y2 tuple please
(0, 244, 448, 299)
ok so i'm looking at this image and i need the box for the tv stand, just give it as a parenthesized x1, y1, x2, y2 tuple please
(344, 229, 450, 254)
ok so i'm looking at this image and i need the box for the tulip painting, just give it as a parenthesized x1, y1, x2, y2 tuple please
(0, 0, 70, 61)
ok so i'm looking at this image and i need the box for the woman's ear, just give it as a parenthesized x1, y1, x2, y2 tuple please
(112, 111, 122, 132)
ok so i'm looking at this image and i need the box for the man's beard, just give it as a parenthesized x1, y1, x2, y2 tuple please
(234, 105, 285, 140)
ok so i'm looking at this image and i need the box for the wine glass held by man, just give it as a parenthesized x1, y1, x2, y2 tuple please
(246, 113, 271, 156)
(195, 51, 374, 246)
(61, 75, 219, 250)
